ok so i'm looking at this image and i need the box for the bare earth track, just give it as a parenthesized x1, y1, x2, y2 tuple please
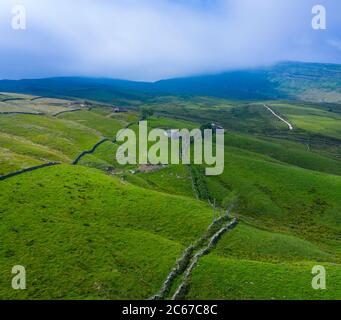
(264, 104, 294, 130)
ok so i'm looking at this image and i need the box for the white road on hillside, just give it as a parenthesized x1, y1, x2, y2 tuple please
(263, 104, 294, 130)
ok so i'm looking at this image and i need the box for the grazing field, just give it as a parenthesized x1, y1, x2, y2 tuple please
(57, 110, 128, 137)
(268, 102, 341, 140)
(0, 165, 213, 299)
(188, 256, 341, 300)
(0, 92, 341, 300)
(0, 93, 79, 115)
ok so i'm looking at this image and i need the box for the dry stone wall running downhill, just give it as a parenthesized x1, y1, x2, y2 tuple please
(71, 120, 138, 165)
(0, 162, 61, 181)
(151, 206, 237, 300)
(53, 108, 83, 117)
(0, 111, 44, 115)
(72, 138, 110, 165)
(172, 218, 238, 300)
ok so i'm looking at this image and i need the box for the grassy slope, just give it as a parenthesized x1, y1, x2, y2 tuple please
(188, 255, 341, 300)
(0, 115, 100, 159)
(2, 163, 340, 300)
(1, 96, 341, 300)
(0, 132, 70, 175)
(268, 102, 341, 140)
(132, 165, 196, 198)
(0, 165, 214, 299)
(207, 148, 341, 238)
(184, 145, 341, 299)
(0, 106, 140, 174)
(213, 222, 336, 263)
(79, 113, 341, 299)
(57, 110, 125, 138)
(224, 132, 341, 176)
(0, 92, 77, 114)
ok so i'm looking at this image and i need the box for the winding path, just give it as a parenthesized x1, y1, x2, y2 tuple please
(264, 104, 293, 131)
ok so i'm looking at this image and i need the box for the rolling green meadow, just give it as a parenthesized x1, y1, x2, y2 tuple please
(0, 77, 341, 301)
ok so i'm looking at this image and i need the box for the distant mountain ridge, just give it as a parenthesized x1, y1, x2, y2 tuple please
(0, 62, 340, 103)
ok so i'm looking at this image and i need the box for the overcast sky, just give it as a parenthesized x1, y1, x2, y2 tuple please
(0, 0, 340, 81)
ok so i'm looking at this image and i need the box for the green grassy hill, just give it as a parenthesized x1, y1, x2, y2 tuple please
(0, 165, 214, 299)
(0, 93, 139, 175)
(1, 91, 341, 300)
(1, 62, 340, 103)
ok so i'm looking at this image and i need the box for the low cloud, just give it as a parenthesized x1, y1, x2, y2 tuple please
(0, 0, 340, 80)
(328, 39, 341, 51)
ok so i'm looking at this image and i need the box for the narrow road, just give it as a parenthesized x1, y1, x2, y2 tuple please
(264, 104, 293, 131)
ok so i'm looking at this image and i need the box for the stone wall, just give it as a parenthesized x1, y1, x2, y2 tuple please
(0, 162, 61, 181)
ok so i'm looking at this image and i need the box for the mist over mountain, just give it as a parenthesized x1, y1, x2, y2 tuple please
(0, 62, 340, 104)
(1, 0, 341, 81)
